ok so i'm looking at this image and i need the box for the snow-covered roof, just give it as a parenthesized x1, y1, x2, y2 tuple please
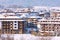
(38, 18, 47, 21)
(50, 7, 60, 12)
(33, 6, 49, 12)
(1, 13, 15, 15)
(0, 14, 26, 21)
(0, 14, 22, 18)
(6, 16, 20, 18)
(50, 7, 60, 10)
(20, 13, 29, 18)
(27, 16, 40, 18)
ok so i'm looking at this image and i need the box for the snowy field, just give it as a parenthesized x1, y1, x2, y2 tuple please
(0, 34, 60, 40)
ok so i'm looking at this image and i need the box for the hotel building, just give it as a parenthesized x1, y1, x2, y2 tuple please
(0, 13, 27, 34)
(37, 7, 60, 36)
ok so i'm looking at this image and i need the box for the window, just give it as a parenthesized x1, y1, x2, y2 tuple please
(15, 24, 17, 25)
(15, 27, 17, 28)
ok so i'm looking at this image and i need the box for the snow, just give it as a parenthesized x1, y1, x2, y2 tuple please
(51, 37, 60, 40)
(14, 34, 36, 40)
(0, 34, 60, 40)
(28, 16, 40, 18)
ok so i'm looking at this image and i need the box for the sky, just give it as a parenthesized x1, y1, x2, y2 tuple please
(0, 0, 60, 7)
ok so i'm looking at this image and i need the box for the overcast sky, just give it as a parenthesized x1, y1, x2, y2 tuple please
(0, 0, 60, 7)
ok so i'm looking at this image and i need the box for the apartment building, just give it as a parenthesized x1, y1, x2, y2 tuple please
(37, 8, 60, 36)
(0, 13, 27, 34)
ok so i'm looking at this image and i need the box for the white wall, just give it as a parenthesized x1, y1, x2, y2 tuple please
(13, 21, 18, 30)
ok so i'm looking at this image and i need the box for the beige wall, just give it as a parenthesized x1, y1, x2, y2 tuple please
(50, 12, 60, 18)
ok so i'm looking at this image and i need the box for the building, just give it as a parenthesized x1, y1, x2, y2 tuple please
(0, 13, 27, 34)
(37, 8, 60, 36)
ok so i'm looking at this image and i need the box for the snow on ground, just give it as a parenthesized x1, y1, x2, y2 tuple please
(1, 34, 60, 40)
(14, 34, 36, 40)
(51, 36, 60, 40)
